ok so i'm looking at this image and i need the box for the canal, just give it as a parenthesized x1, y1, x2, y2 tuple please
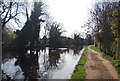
(1, 47, 84, 80)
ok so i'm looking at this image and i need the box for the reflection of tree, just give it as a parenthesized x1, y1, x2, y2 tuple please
(37, 48, 67, 78)
(60, 49, 69, 54)
(72, 46, 83, 55)
(17, 50, 39, 80)
(49, 49, 61, 67)
(73, 49, 80, 55)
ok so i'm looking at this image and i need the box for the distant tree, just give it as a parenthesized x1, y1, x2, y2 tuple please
(2, 27, 16, 48)
(48, 22, 64, 48)
(61, 37, 72, 47)
(85, 34, 94, 45)
(73, 33, 84, 46)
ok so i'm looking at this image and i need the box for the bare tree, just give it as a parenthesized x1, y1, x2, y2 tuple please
(0, 1, 29, 28)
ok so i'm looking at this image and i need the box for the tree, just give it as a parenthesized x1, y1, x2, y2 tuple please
(85, 34, 94, 46)
(73, 33, 84, 46)
(110, 2, 120, 58)
(2, 27, 16, 49)
(0, 1, 27, 28)
(86, 2, 120, 59)
(49, 22, 64, 48)
(15, 2, 45, 50)
(0, 1, 31, 49)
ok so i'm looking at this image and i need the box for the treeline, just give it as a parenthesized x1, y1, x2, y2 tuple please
(85, 2, 120, 60)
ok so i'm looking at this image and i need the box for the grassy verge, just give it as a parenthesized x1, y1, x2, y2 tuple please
(90, 45, 101, 53)
(90, 45, 120, 74)
(71, 46, 88, 80)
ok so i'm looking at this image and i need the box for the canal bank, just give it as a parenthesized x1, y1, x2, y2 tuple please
(71, 46, 88, 79)
(71, 45, 119, 80)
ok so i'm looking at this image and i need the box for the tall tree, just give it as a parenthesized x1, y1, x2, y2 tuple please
(110, 2, 120, 58)
(16, 2, 45, 50)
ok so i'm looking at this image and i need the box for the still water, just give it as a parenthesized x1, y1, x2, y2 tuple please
(1, 47, 84, 80)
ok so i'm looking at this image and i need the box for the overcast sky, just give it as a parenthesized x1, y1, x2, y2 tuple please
(45, 0, 95, 37)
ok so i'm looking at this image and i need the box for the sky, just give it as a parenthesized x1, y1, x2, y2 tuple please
(45, 0, 95, 37)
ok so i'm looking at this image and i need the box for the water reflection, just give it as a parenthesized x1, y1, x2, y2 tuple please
(18, 50, 39, 79)
(38, 48, 66, 79)
(2, 47, 83, 80)
(49, 49, 61, 67)
(1, 58, 24, 79)
(73, 49, 79, 55)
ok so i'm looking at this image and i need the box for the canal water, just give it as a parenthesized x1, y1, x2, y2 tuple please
(1, 47, 84, 80)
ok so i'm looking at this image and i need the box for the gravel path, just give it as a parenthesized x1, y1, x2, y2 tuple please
(84, 46, 119, 80)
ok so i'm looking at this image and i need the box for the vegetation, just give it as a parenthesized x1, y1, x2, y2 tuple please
(84, 2, 120, 69)
(73, 33, 84, 47)
(91, 45, 120, 74)
(84, 34, 94, 45)
(48, 22, 63, 48)
(90, 45, 101, 53)
(71, 46, 88, 79)
(15, 2, 45, 50)
(2, 27, 16, 49)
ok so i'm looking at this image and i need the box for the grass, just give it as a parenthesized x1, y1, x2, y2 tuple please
(71, 46, 88, 80)
(90, 45, 101, 53)
(90, 45, 120, 74)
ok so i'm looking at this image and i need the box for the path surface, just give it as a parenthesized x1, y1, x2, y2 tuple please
(84, 46, 119, 80)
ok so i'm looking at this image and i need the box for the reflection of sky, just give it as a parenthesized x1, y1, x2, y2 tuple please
(37, 48, 84, 79)
(52, 54, 80, 79)
(52, 48, 84, 79)
(1, 58, 24, 79)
